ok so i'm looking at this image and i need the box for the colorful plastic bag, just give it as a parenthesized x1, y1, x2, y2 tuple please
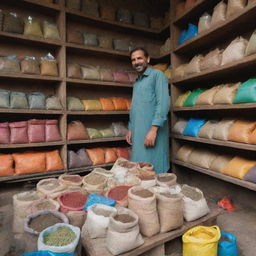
(184, 88, 206, 106)
(233, 78, 256, 103)
(21, 251, 76, 256)
(84, 193, 115, 210)
(218, 232, 238, 256)
(183, 118, 207, 137)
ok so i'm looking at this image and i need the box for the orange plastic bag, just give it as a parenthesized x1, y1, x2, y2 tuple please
(112, 99, 127, 110)
(46, 150, 64, 171)
(185, 0, 197, 10)
(116, 147, 130, 159)
(104, 148, 118, 163)
(124, 99, 132, 110)
(86, 148, 105, 165)
(13, 152, 46, 175)
(67, 121, 89, 140)
(249, 128, 256, 144)
(0, 154, 14, 176)
(99, 98, 115, 111)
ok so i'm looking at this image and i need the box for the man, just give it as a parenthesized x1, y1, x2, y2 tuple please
(126, 47, 170, 173)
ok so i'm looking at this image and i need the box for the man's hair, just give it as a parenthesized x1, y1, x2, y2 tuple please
(130, 47, 149, 58)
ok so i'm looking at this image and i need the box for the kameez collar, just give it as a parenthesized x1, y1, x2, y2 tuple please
(136, 66, 152, 80)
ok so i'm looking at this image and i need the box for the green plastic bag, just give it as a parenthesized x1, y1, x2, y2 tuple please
(99, 128, 115, 137)
(184, 88, 206, 107)
(233, 78, 256, 103)
(87, 128, 103, 139)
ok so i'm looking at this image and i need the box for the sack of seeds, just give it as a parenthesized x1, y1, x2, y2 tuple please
(156, 173, 177, 187)
(37, 178, 67, 197)
(181, 184, 210, 222)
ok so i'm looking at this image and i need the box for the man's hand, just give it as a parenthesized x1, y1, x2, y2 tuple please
(126, 130, 132, 145)
(144, 126, 158, 147)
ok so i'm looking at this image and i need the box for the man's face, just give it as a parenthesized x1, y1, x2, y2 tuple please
(131, 50, 150, 74)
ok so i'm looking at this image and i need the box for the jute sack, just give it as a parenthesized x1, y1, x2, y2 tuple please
(213, 82, 241, 104)
(245, 30, 256, 56)
(172, 119, 188, 134)
(106, 207, 144, 255)
(196, 85, 222, 105)
(82, 204, 117, 238)
(211, 1, 227, 27)
(66, 210, 86, 228)
(188, 149, 218, 169)
(58, 174, 83, 187)
(181, 185, 210, 222)
(37, 178, 66, 197)
(228, 120, 256, 143)
(156, 173, 177, 187)
(212, 119, 235, 140)
(221, 37, 248, 65)
(200, 48, 222, 71)
(226, 0, 246, 18)
(174, 91, 191, 107)
(128, 186, 160, 237)
(30, 198, 60, 214)
(156, 192, 183, 233)
(82, 172, 107, 191)
(198, 120, 219, 139)
(176, 145, 194, 162)
(210, 155, 233, 173)
(184, 55, 203, 76)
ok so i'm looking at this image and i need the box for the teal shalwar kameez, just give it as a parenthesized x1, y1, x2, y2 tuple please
(128, 67, 170, 173)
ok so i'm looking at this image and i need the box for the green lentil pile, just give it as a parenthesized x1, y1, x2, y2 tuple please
(44, 226, 76, 246)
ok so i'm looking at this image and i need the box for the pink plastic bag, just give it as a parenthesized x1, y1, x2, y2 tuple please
(113, 71, 130, 83)
(127, 72, 137, 83)
(28, 119, 46, 143)
(45, 120, 61, 142)
(0, 122, 10, 144)
(9, 121, 28, 144)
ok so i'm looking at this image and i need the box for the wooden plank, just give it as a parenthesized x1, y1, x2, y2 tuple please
(67, 111, 129, 115)
(0, 109, 63, 114)
(173, 134, 256, 151)
(173, 160, 256, 192)
(82, 206, 221, 256)
(22, 0, 61, 10)
(67, 137, 126, 145)
(69, 163, 113, 173)
(0, 73, 62, 81)
(0, 141, 64, 149)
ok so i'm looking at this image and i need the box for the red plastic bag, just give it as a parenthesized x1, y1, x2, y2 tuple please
(0, 122, 10, 144)
(218, 197, 235, 211)
(45, 119, 61, 142)
(28, 119, 46, 143)
(10, 121, 28, 144)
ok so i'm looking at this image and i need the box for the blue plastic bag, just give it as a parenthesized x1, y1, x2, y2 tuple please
(178, 29, 187, 45)
(21, 251, 76, 256)
(83, 193, 116, 211)
(184, 23, 198, 41)
(218, 232, 238, 256)
(183, 118, 207, 137)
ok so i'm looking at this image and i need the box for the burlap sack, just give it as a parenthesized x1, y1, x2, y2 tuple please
(188, 149, 218, 168)
(3, 12, 23, 34)
(40, 60, 58, 76)
(198, 120, 219, 139)
(58, 174, 83, 187)
(99, 128, 115, 138)
(66, 210, 86, 228)
(156, 192, 183, 233)
(212, 119, 235, 140)
(156, 173, 177, 187)
(226, 0, 246, 18)
(86, 148, 105, 166)
(210, 155, 233, 172)
(213, 82, 240, 104)
(128, 186, 160, 237)
(67, 121, 89, 140)
(99, 69, 113, 81)
(176, 145, 194, 162)
(211, 1, 227, 27)
(221, 37, 248, 65)
(81, 66, 100, 80)
(228, 120, 256, 143)
(172, 119, 188, 134)
(0, 57, 20, 73)
(198, 12, 211, 33)
(67, 96, 84, 111)
(196, 85, 222, 105)
(67, 63, 82, 78)
(245, 30, 256, 56)
(222, 156, 256, 179)
(82, 172, 107, 192)
(83, 32, 98, 46)
(113, 39, 130, 52)
(174, 91, 191, 107)
(100, 6, 115, 21)
(21, 59, 40, 74)
(173, 64, 187, 79)
(0, 89, 10, 108)
(36, 178, 66, 197)
(30, 198, 60, 214)
(184, 55, 203, 76)
(99, 98, 115, 111)
(200, 49, 222, 71)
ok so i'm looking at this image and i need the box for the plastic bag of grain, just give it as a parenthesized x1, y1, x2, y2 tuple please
(184, 55, 203, 76)
(212, 119, 235, 140)
(81, 0, 99, 17)
(128, 186, 160, 237)
(46, 97, 62, 110)
(100, 6, 115, 21)
(0, 55, 20, 73)
(198, 120, 219, 139)
(37, 178, 67, 197)
(198, 12, 211, 33)
(188, 149, 218, 169)
(173, 64, 187, 79)
(81, 66, 100, 80)
(82, 204, 116, 238)
(24, 16, 43, 37)
(116, 8, 132, 24)
(21, 56, 40, 75)
(156, 173, 177, 187)
(3, 12, 23, 34)
(43, 21, 60, 40)
(67, 63, 82, 79)
(67, 96, 84, 111)
(111, 122, 128, 137)
(211, 1, 227, 27)
(174, 91, 191, 107)
(59, 174, 83, 187)
(196, 86, 222, 105)
(221, 37, 248, 66)
(106, 207, 144, 255)
(226, 0, 246, 18)
(181, 185, 210, 221)
(213, 82, 241, 104)
(156, 192, 183, 233)
(200, 48, 222, 71)
(176, 145, 194, 162)
(210, 155, 233, 172)
(40, 53, 58, 76)
(31, 198, 60, 214)
(245, 30, 256, 56)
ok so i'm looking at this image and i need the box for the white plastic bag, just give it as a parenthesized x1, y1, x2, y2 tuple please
(198, 12, 211, 33)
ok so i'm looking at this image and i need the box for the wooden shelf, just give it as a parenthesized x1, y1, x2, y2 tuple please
(0, 73, 62, 82)
(0, 141, 64, 149)
(174, 159, 256, 192)
(174, 3, 256, 55)
(173, 134, 256, 151)
(0, 109, 63, 114)
(22, 0, 60, 11)
(67, 110, 129, 115)
(66, 78, 133, 88)
(173, 103, 256, 112)
(171, 53, 256, 85)
(68, 137, 126, 145)
(69, 163, 113, 174)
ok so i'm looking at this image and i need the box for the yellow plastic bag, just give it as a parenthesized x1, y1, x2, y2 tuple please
(183, 225, 221, 256)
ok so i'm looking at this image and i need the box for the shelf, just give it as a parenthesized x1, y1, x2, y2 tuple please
(173, 103, 256, 112)
(0, 109, 63, 114)
(173, 159, 256, 192)
(66, 78, 133, 88)
(0, 73, 62, 82)
(22, 0, 60, 11)
(68, 137, 126, 145)
(174, 3, 256, 55)
(0, 141, 64, 149)
(69, 163, 114, 174)
(66, 8, 167, 36)
(173, 134, 256, 151)
(171, 53, 256, 85)
(173, 0, 219, 26)
(67, 110, 129, 115)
